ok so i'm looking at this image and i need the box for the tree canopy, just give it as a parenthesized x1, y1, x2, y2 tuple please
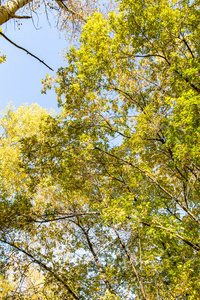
(0, 0, 200, 299)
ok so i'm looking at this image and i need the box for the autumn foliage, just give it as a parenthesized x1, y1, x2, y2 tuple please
(0, 0, 200, 299)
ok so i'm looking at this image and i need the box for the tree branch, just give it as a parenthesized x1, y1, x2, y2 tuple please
(0, 238, 81, 300)
(55, 0, 86, 23)
(0, 0, 32, 26)
(22, 212, 100, 223)
(77, 222, 116, 295)
(142, 222, 200, 252)
(11, 14, 31, 19)
(95, 146, 200, 226)
(0, 31, 54, 71)
(112, 225, 148, 300)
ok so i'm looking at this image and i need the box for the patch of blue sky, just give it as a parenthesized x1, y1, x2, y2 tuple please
(0, 12, 68, 113)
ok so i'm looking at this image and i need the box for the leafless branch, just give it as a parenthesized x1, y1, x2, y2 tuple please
(22, 212, 100, 223)
(11, 14, 31, 19)
(0, 31, 54, 71)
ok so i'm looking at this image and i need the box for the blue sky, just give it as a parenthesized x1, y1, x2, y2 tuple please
(0, 12, 68, 113)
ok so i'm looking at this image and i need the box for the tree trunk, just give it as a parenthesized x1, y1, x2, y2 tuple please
(0, 0, 33, 26)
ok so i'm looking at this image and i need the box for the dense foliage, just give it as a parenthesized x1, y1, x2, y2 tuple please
(0, 0, 200, 299)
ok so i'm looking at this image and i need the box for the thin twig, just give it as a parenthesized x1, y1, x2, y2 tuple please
(0, 31, 54, 71)
(21, 212, 100, 223)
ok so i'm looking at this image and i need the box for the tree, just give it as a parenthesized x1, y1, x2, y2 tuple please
(0, 0, 110, 70)
(1, 0, 200, 299)
(0, 0, 91, 26)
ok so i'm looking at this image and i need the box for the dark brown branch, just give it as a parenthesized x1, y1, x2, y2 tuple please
(121, 51, 200, 94)
(95, 146, 200, 226)
(101, 163, 132, 193)
(174, 69, 200, 93)
(181, 35, 195, 59)
(23, 212, 100, 223)
(0, 238, 81, 300)
(100, 114, 131, 139)
(55, 0, 86, 23)
(0, 31, 54, 71)
(142, 222, 200, 251)
(183, 182, 189, 209)
(164, 202, 183, 223)
(109, 85, 145, 112)
(121, 53, 167, 60)
(77, 222, 116, 295)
